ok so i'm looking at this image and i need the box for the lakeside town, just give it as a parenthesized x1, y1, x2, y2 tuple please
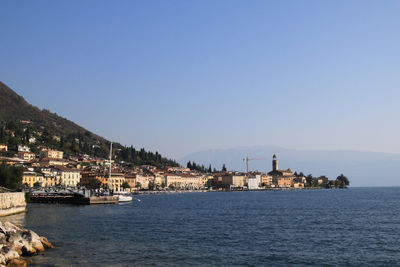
(0, 87, 349, 194)
(0, 123, 349, 266)
(0, 142, 349, 192)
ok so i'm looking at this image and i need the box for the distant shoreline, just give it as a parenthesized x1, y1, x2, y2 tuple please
(133, 187, 347, 194)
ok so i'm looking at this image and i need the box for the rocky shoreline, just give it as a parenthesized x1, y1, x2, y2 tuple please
(0, 221, 53, 267)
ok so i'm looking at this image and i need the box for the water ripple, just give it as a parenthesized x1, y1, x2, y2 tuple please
(3, 188, 400, 266)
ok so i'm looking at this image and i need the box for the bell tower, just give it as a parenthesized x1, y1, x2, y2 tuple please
(272, 154, 278, 171)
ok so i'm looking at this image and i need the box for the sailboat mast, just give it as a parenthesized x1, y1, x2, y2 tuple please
(109, 142, 112, 182)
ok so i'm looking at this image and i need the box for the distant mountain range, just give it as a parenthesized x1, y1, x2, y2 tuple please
(179, 146, 400, 187)
(3, 81, 398, 184)
(0, 81, 179, 167)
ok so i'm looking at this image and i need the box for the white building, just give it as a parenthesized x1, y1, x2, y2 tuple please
(164, 174, 203, 189)
(57, 167, 81, 187)
(18, 145, 30, 152)
(247, 175, 261, 190)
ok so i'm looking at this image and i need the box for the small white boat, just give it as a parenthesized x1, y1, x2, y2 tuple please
(117, 194, 132, 202)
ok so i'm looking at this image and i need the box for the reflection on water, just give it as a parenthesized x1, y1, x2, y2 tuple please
(0, 210, 26, 225)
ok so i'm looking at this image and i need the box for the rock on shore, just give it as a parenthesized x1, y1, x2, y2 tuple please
(0, 221, 53, 266)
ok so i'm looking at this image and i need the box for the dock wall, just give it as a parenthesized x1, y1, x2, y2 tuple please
(0, 192, 26, 217)
(30, 195, 118, 205)
(89, 196, 119, 204)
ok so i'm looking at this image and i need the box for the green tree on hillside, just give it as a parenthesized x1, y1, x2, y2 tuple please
(0, 118, 180, 168)
(0, 163, 23, 191)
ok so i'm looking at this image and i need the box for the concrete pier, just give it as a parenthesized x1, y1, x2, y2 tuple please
(0, 192, 26, 217)
(30, 194, 118, 205)
(89, 196, 119, 204)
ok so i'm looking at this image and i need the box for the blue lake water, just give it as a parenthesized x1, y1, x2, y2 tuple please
(3, 188, 400, 266)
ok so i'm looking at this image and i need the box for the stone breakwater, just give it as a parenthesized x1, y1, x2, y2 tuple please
(0, 221, 53, 267)
(0, 193, 26, 217)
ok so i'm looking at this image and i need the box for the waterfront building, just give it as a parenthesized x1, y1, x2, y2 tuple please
(246, 174, 261, 190)
(39, 167, 62, 187)
(267, 154, 296, 188)
(293, 182, 304, 188)
(22, 171, 43, 187)
(42, 173, 61, 187)
(57, 167, 81, 187)
(98, 175, 109, 188)
(124, 174, 137, 192)
(293, 176, 306, 188)
(39, 149, 64, 159)
(164, 174, 203, 189)
(261, 174, 272, 186)
(204, 175, 213, 187)
(80, 171, 103, 187)
(209, 174, 223, 188)
(135, 174, 152, 189)
(107, 172, 125, 192)
(153, 174, 165, 187)
(214, 173, 246, 189)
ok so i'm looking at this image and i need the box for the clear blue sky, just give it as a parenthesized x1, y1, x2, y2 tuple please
(1, 0, 400, 158)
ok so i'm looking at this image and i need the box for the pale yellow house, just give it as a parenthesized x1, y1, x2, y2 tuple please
(39, 158, 68, 166)
(57, 167, 81, 187)
(124, 174, 136, 192)
(154, 174, 165, 187)
(135, 175, 152, 189)
(261, 175, 272, 186)
(39, 149, 64, 159)
(107, 172, 125, 192)
(23, 171, 43, 187)
(17, 151, 35, 161)
(221, 174, 246, 188)
(203, 175, 213, 186)
(42, 173, 61, 187)
(164, 174, 203, 189)
(293, 182, 305, 188)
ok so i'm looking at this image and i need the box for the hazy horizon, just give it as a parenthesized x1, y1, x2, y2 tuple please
(178, 146, 400, 187)
(2, 0, 400, 160)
